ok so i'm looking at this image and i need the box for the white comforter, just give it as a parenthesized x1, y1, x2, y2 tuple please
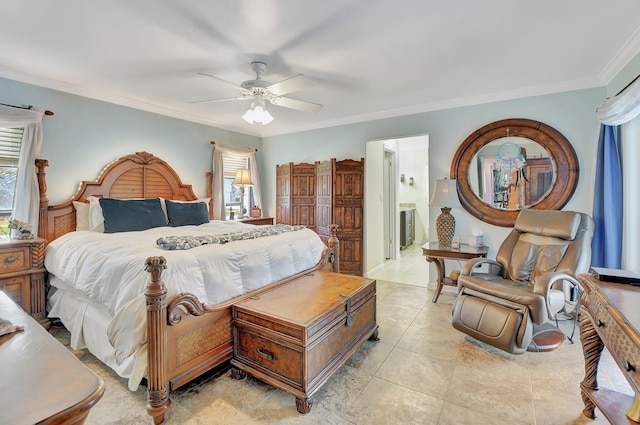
(46, 220, 326, 361)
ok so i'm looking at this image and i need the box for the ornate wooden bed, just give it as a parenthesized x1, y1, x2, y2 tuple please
(36, 151, 338, 424)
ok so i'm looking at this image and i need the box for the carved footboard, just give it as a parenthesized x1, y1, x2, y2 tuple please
(144, 226, 339, 424)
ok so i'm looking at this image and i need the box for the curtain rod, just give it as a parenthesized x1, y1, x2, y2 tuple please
(616, 73, 640, 97)
(0, 102, 54, 116)
(210, 141, 257, 152)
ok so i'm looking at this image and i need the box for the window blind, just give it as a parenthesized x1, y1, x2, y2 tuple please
(0, 127, 24, 166)
(223, 154, 249, 178)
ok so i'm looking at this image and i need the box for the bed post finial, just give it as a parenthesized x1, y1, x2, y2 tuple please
(327, 224, 340, 273)
(145, 256, 171, 424)
(36, 159, 49, 240)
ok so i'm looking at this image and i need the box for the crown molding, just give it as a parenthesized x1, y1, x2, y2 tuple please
(0, 66, 262, 137)
(1, 65, 604, 139)
(260, 78, 604, 137)
(599, 26, 640, 84)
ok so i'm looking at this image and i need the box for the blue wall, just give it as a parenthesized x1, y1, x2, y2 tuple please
(0, 77, 261, 204)
(262, 87, 606, 256)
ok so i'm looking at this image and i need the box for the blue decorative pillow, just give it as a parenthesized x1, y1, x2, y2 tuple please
(165, 199, 210, 227)
(99, 198, 167, 233)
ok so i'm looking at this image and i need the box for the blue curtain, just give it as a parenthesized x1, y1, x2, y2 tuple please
(591, 124, 623, 268)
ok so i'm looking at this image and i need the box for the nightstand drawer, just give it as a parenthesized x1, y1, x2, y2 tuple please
(0, 247, 29, 273)
(590, 291, 640, 389)
(0, 275, 30, 312)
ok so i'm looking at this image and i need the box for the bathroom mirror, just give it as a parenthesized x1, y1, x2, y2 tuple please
(450, 118, 579, 227)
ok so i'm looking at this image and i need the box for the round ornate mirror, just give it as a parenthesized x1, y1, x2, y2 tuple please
(450, 118, 579, 227)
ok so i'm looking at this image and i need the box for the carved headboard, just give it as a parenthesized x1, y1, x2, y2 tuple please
(37, 151, 213, 243)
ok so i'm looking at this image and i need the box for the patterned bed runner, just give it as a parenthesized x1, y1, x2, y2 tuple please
(156, 224, 306, 250)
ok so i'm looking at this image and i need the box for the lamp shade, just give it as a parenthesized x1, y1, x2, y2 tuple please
(429, 178, 460, 207)
(241, 96, 274, 125)
(232, 168, 254, 186)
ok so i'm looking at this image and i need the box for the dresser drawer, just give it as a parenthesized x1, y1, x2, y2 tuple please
(0, 247, 29, 273)
(590, 291, 640, 389)
(236, 328, 303, 385)
(0, 275, 30, 312)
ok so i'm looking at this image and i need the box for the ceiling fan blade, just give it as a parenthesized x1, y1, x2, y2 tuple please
(266, 74, 313, 96)
(197, 72, 246, 91)
(270, 96, 323, 113)
(189, 96, 247, 104)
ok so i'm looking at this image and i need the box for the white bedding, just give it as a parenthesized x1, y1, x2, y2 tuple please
(46, 220, 326, 369)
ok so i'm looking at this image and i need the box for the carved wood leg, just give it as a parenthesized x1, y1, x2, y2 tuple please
(579, 306, 604, 419)
(426, 257, 446, 303)
(327, 224, 340, 274)
(145, 257, 171, 425)
(231, 367, 247, 380)
(296, 397, 313, 414)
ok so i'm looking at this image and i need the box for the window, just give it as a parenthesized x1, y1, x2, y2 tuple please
(222, 154, 253, 219)
(0, 127, 24, 234)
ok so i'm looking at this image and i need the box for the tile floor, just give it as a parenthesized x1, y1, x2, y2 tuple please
(53, 244, 633, 424)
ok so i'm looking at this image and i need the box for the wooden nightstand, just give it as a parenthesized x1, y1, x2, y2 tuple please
(238, 217, 274, 226)
(0, 237, 48, 328)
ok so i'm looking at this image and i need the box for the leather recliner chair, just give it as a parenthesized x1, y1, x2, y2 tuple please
(452, 209, 594, 354)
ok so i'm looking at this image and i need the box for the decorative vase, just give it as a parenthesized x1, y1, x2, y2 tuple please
(436, 207, 455, 246)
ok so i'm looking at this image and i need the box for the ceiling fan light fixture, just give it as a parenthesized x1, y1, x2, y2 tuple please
(242, 96, 274, 125)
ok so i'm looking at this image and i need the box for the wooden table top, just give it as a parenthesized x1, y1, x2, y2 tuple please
(580, 273, 640, 339)
(234, 271, 374, 327)
(0, 291, 105, 425)
(421, 242, 489, 259)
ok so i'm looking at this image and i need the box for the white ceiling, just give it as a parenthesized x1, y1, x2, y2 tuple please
(2, 1, 640, 138)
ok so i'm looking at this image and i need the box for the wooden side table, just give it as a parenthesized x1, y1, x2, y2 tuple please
(0, 290, 105, 424)
(238, 217, 274, 226)
(0, 237, 48, 327)
(422, 242, 489, 302)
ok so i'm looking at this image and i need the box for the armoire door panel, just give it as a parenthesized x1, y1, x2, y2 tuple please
(277, 157, 363, 275)
(276, 164, 292, 224)
(292, 206, 315, 228)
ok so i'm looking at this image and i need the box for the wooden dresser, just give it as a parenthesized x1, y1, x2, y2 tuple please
(0, 290, 105, 424)
(0, 237, 48, 327)
(578, 273, 640, 424)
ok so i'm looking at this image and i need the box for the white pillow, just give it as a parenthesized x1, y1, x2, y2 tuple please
(72, 201, 90, 231)
(87, 196, 105, 232)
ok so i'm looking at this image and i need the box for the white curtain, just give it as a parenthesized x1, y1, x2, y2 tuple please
(621, 116, 640, 272)
(597, 77, 640, 125)
(596, 77, 640, 272)
(211, 143, 263, 220)
(0, 105, 44, 234)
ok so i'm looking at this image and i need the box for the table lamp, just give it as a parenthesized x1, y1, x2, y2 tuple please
(429, 178, 461, 246)
(232, 168, 254, 218)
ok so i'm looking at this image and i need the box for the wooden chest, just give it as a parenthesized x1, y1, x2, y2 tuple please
(231, 271, 378, 413)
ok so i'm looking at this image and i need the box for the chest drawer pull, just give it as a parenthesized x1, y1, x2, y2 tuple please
(5, 256, 15, 263)
(624, 360, 636, 373)
(596, 319, 605, 327)
(256, 348, 278, 361)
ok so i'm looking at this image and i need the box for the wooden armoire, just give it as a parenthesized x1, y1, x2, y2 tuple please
(276, 158, 364, 276)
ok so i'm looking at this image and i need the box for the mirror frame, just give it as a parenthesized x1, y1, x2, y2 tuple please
(450, 118, 579, 227)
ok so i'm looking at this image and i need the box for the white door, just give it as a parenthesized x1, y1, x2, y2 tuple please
(384, 149, 396, 259)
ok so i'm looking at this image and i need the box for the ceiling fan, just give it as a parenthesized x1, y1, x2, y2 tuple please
(190, 61, 323, 124)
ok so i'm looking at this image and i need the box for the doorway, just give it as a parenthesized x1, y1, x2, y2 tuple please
(364, 134, 429, 275)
